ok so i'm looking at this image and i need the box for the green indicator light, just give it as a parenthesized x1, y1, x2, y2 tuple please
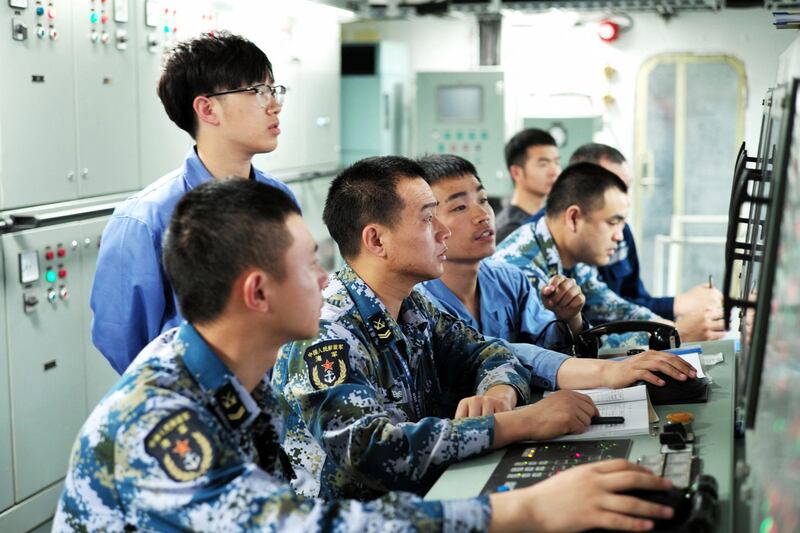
(45, 270, 57, 283)
(759, 517, 775, 533)
(164, 25, 171, 33)
(90, 11, 99, 24)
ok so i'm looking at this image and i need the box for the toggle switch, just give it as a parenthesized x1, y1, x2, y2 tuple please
(47, 288, 57, 304)
(23, 292, 39, 314)
(12, 19, 29, 41)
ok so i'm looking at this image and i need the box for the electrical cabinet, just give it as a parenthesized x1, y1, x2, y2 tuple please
(0, 0, 79, 208)
(416, 71, 509, 197)
(3, 224, 88, 501)
(0, 1, 141, 209)
(74, 0, 140, 197)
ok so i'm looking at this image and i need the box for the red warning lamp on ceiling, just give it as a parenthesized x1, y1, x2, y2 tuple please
(598, 19, 620, 43)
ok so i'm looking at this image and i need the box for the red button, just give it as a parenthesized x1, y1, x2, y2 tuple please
(101, 14, 108, 23)
(47, 8, 56, 19)
(58, 268, 67, 279)
(57, 247, 66, 258)
(45, 250, 55, 261)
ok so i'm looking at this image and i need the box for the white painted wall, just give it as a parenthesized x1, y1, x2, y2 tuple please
(343, 9, 796, 174)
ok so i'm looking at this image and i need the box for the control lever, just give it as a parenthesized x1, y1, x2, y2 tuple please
(686, 475, 718, 533)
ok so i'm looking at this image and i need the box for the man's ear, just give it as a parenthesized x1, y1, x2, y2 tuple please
(564, 205, 582, 233)
(193, 95, 221, 128)
(361, 224, 387, 258)
(509, 165, 523, 185)
(241, 269, 272, 313)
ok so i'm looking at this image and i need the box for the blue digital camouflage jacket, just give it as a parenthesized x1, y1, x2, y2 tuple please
(493, 217, 656, 348)
(54, 322, 491, 532)
(273, 264, 531, 500)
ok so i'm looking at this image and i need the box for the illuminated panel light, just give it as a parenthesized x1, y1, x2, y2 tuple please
(598, 20, 619, 43)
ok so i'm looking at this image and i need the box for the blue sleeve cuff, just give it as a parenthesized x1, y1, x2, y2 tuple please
(442, 495, 492, 532)
(649, 296, 675, 321)
(508, 342, 569, 391)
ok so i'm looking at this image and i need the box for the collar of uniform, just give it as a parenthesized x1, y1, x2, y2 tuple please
(420, 278, 482, 331)
(336, 264, 405, 346)
(182, 146, 256, 190)
(176, 322, 261, 431)
(534, 217, 565, 278)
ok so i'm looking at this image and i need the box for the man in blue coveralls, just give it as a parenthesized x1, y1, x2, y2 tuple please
(91, 32, 296, 373)
(417, 153, 696, 391)
(58, 179, 677, 533)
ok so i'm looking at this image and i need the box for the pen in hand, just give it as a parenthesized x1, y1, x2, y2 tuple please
(591, 416, 625, 425)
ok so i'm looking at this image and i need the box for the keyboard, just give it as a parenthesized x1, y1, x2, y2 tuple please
(480, 439, 632, 495)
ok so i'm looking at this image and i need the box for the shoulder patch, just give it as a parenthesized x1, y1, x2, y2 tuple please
(368, 312, 394, 344)
(215, 382, 247, 429)
(145, 409, 215, 482)
(303, 340, 350, 391)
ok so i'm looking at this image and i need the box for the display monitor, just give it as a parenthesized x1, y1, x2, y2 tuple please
(745, 77, 800, 533)
(723, 96, 772, 407)
(436, 85, 482, 122)
(744, 79, 799, 429)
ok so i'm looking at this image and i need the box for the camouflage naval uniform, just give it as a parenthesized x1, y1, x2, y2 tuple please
(54, 322, 491, 532)
(492, 217, 657, 348)
(273, 264, 530, 501)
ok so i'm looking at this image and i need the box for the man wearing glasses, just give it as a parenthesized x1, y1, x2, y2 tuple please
(90, 32, 296, 374)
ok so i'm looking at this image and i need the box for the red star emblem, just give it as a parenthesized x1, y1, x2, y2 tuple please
(322, 360, 334, 371)
(173, 439, 190, 457)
